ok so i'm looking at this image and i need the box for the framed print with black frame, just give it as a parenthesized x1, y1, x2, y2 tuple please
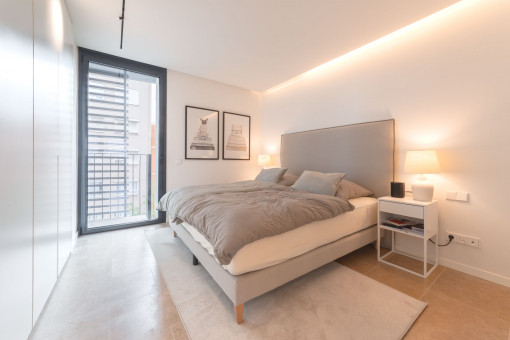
(223, 112, 250, 160)
(185, 106, 219, 160)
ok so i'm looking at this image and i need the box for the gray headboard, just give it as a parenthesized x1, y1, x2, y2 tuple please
(280, 119, 395, 198)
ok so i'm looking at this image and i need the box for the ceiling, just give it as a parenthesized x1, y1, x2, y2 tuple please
(65, 0, 459, 92)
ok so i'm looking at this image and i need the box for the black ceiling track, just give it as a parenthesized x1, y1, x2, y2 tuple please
(119, 0, 126, 49)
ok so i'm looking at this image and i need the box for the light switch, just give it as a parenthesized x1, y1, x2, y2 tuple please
(446, 191, 469, 201)
(456, 192, 469, 202)
(446, 191, 457, 200)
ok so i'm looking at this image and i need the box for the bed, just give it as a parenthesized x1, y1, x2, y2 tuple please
(161, 119, 395, 323)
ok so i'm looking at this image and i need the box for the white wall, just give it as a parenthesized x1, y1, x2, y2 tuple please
(262, 0, 510, 286)
(166, 70, 262, 190)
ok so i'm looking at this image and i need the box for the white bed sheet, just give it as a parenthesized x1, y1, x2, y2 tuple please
(179, 197, 378, 275)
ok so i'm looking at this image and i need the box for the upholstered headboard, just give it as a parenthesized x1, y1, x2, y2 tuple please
(280, 119, 395, 198)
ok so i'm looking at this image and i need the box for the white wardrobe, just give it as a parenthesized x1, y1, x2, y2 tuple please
(0, 0, 77, 338)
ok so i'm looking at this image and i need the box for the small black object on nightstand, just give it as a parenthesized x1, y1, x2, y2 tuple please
(391, 182, 405, 198)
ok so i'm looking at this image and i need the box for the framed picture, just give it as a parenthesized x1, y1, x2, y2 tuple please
(185, 106, 219, 160)
(223, 112, 250, 160)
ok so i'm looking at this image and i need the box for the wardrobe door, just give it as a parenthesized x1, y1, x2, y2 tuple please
(33, 0, 60, 322)
(0, 0, 34, 338)
(57, 4, 76, 275)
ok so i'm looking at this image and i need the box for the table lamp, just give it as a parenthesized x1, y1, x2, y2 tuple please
(258, 154, 272, 168)
(404, 150, 440, 202)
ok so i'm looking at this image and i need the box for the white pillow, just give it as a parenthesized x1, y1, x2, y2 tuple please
(255, 168, 287, 183)
(291, 170, 346, 196)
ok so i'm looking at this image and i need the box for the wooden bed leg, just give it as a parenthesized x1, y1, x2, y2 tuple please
(173, 230, 177, 238)
(192, 254, 199, 266)
(235, 304, 244, 324)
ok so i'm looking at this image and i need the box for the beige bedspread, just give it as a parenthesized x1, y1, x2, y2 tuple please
(158, 180, 354, 265)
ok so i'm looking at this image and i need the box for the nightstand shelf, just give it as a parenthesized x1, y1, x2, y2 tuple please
(377, 196, 439, 278)
(379, 225, 425, 239)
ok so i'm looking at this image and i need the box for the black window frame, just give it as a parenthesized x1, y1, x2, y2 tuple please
(78, 47, 167, 235)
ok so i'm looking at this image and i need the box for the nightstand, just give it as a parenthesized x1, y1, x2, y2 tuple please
(377, 196, 438, 278)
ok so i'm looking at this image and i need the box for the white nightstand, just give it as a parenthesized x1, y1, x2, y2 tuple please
(377, 196, 438, 278)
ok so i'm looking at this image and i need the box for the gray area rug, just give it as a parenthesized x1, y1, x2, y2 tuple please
(146, 227, 426, 340)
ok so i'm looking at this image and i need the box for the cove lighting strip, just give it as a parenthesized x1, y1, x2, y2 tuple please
(264, 0, 480, 95)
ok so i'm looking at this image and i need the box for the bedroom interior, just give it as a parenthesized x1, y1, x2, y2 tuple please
(1, 0, 510, 339)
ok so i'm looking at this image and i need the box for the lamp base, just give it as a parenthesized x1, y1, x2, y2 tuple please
(411, 181, 434, 202)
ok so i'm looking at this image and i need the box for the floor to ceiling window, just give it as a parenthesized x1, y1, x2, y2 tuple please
(78, 48, 166, 234)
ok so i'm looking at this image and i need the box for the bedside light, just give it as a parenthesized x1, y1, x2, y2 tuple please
(258, 154, 274, 168)
(404, 150, 440, 202)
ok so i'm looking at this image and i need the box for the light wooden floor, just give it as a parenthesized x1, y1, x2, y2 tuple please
(30, 224, 510, 340)
(336, 246, 510, 339)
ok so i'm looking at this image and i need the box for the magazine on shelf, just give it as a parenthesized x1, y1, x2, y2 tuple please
(382, 218, 425, 235)
(383, 219, 413, 228)
(411, 226, 424, 234)
(391, 226, 424, 236)
(402, 226, 424, 235)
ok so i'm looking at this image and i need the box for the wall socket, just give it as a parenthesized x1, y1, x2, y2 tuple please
(447, 231, 480, 248)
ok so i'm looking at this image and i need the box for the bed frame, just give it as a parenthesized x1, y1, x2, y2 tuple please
(171, 119, 395, 323)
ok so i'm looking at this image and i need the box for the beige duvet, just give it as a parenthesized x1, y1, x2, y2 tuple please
(158, 180, 354, 265)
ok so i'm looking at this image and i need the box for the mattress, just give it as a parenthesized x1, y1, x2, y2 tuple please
(178, 196, 378, 275)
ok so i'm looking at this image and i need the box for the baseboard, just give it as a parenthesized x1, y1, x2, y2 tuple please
(439, 258, 510, 288)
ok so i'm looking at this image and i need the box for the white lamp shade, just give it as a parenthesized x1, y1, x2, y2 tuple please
(258, 154, 271, 167)
(404, 150, 440, 174)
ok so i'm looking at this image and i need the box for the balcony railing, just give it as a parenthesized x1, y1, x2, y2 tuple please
(87, 153, 152, 228)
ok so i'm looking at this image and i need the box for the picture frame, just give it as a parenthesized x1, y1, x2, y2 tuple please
(185, 106, 219, 160)
(222, 112, 250, 160)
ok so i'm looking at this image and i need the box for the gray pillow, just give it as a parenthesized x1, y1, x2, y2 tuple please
(336, 179, 373, 200)
(278, 173, 299, 186)
(255, 168, 287, 183)
(291, 170, 346, 196)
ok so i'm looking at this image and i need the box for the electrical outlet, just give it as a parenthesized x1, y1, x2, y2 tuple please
(447, 231, 479, 248)
(465, 236, 480, 248)
(449, 232, 462, 244)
